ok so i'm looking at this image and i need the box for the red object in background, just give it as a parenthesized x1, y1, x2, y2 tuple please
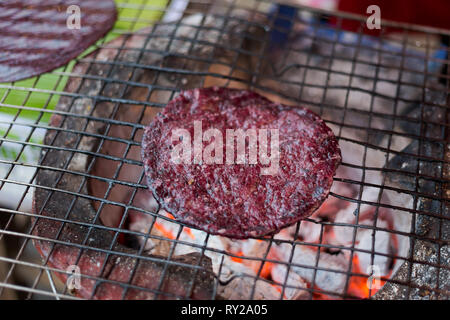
(336, 0, 450, 34)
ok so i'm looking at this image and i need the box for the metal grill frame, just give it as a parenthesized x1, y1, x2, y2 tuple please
(0, 0, 448, 300)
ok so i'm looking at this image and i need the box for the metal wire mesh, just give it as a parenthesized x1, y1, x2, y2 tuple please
(0, 0, 448, 300)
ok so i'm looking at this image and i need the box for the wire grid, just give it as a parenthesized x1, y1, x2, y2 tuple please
(0, 0, 448, 300)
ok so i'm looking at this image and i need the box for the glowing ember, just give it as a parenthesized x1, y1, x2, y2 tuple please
(230, 251, 244, 263)
(348, 256, 389, 299)
(153, 221, 175, 240)
(123, 144, 402, 300)
(126, 185, 399, 300)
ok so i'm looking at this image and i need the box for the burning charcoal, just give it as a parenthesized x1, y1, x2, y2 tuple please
(131, 211, 279, 301)
(204, 239, 261, 282)
(355, 227, 393, 276)
(273, 242, 349, 294)
(220, 238, 271, 275)
(271, 264, 309, 300)
(127, 210, 172, 256)
(331, 201, 396, 279)
(218, 275, 281, 300)
(332, 186, 387, 246)
(125, 197, 280, 298)
(298, 220, 323, 243)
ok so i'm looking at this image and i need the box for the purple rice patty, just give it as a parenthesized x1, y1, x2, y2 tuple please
(142, 87, 341, 239)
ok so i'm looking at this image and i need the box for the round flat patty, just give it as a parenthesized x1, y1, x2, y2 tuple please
(142, 87, 341, 238)
(0, 0, 116, 82)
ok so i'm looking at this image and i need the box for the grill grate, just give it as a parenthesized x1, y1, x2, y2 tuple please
(0, 0, 448, 300)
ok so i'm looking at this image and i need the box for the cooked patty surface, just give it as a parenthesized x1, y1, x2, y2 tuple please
(142, 87, 341, 238)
